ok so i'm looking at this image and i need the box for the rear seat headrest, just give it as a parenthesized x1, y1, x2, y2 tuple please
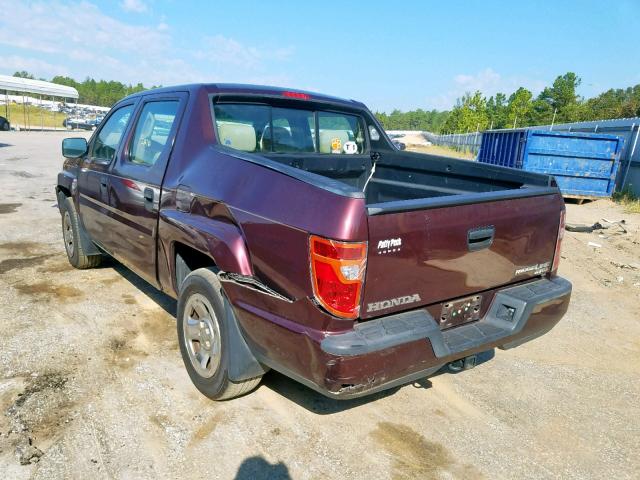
(217, 121, 257, 152)
(319, 129, 350, 153)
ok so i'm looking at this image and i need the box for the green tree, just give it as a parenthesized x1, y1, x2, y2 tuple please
(374, 108, 449, 132)
(441, 91, 489, 133)
(506, 87, 533, 128)
(13, 71, 35, 79)
(486, 92, 508, 129)
(50, 76, 148, 107)
(535, 72, 582, 123)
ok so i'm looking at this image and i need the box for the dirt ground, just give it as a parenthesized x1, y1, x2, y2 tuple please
(395, 132, 474, 159)
(0, 131, 639, 480)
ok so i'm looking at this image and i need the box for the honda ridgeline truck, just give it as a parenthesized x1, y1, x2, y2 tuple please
(56, 84, 571, 400)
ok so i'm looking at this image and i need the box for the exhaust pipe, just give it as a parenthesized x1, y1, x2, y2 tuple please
(447, 354, 477, 373)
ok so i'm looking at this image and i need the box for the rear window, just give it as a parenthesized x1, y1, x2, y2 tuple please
(213, 103, 366, 155)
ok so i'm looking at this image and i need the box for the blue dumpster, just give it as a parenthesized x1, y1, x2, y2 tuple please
(477, 129, 624, 199)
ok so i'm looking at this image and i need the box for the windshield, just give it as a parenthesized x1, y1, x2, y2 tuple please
(213, 102, 366, 155)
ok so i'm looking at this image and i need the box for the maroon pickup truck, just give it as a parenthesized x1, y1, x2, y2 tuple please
(56, 84, 571, 400)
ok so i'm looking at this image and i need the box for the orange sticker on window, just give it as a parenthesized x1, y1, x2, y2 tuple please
(331, 138, 342, 153)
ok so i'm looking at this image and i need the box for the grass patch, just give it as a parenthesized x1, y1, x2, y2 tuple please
(1, 103, 67, 129)
(613, 188, 640, 213)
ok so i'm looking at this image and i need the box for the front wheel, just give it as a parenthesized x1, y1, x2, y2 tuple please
(177, 268, 262, 400)
(60, 196, 102, 269)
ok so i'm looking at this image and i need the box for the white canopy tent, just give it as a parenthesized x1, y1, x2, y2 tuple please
(0, 74, 79, 130)
(0, 74, 79, 99)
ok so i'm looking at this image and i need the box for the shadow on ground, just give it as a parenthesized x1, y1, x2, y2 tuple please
(105, 257, 177, 316)
(260, 348, 496, 414)
(234, 456, 291, 480)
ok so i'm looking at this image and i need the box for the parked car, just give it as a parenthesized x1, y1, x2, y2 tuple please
(392, 139, 406, 150)
(56, 84, 571, 401)
(0, 115, 10, 131)
(63, 117, 100, 130)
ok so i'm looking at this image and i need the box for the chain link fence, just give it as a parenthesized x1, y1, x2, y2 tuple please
(424, 131, 482, 157)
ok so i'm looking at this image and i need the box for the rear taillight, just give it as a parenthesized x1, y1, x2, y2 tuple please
(551, 210, 565, 275)
(310, 235, 367, 319)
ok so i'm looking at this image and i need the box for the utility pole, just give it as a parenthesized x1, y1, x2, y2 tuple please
(550, 108, 557, 130)
(474, 123, 480, 154)
(512, 116, 517, 129)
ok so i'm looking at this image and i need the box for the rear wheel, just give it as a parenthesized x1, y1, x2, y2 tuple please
(177, 268, 262, 400)
(60, 196, 102, 269)
(2, 121, 8, 131)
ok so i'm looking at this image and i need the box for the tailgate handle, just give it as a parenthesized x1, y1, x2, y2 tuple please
(467, 226, 495, 251)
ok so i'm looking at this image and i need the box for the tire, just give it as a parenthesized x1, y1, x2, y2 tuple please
(177, 268, 262, 400)
(2, 122, 8, 131)
(60, 196, 102, 269)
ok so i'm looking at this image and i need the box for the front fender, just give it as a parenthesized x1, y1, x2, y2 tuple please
(56, 171, 77, 206)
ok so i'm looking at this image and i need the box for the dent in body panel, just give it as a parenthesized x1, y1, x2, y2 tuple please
(157, 205, 253, 296)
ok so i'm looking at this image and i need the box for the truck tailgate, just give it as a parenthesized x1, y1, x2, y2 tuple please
(361, 193, 562, 319)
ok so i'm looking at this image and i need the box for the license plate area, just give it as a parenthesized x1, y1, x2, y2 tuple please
(439, 295, 482, 329)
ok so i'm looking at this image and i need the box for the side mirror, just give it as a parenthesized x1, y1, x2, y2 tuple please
(62, 137, 88, 159)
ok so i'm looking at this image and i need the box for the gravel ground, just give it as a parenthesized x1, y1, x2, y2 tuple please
(0, 131, 639, 479)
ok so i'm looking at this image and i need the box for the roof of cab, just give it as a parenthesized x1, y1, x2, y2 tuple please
(120, 83, 365, 108)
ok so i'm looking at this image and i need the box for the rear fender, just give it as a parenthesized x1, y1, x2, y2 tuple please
(159, 210, 253, 295)
(161, 214, 265, 382)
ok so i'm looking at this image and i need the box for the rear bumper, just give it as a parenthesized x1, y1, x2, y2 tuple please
(256, 276, 571, 400)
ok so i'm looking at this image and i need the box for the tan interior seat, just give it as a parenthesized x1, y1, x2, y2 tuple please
(217, 122, 257, 152)
(319, 129, 350, 153)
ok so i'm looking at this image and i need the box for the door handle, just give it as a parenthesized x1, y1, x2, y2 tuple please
(143, 187, 156, 213)
(99, 176, 108, 188)
(467, 226, 495, 251)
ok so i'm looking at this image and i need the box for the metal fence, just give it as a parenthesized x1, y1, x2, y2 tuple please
(424, 131, 482, 156)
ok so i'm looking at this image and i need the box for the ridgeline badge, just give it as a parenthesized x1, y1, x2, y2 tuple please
(514, 261, 551, 276)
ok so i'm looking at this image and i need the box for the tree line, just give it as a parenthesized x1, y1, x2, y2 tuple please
(12, 71, 152, 107)
(375, 109, 449, 133)
(11, 71, 640, 132)
(378, 72, 640, 134)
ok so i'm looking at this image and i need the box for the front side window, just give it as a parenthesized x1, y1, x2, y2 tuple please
(128, 101, 179, 166)
(213, 102, 366, 155)
(92, 105, 133, 161)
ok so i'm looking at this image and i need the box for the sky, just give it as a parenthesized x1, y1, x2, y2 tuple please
(0, 0, 639, 112)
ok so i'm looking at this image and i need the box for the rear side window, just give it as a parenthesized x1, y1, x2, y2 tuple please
(214, 104, 270, 152)
(128, 101, 179, 166)
(213, 102, 365, 155)
(92, 105, 133, 161)
(269, 108, 315, 153)
(318, 111, 365, 154)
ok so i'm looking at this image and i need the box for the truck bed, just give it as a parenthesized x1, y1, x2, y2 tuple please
(261, 149, 557, 210)
(260, 148, 562, 320)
